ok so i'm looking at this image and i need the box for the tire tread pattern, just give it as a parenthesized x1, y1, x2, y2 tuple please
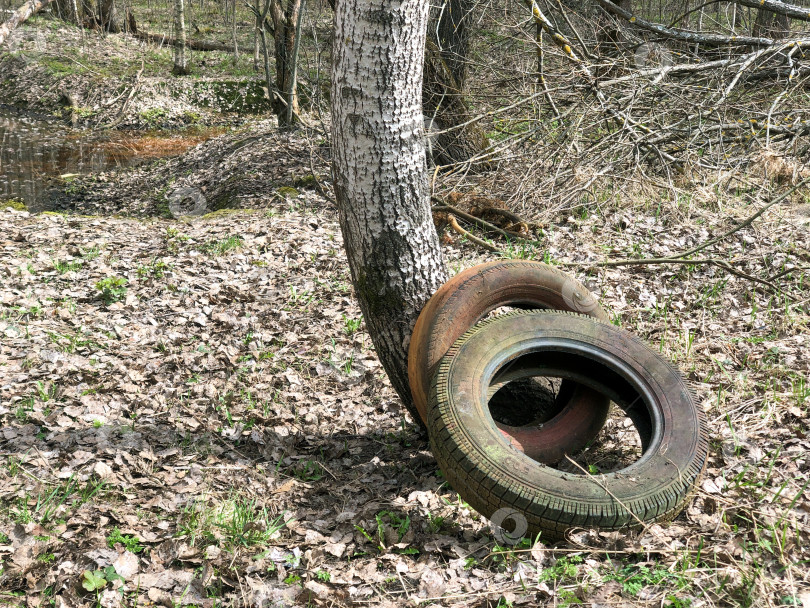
(427, 310, 708, 542)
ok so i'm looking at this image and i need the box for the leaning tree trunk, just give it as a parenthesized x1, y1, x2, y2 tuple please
(753, 0, 791, 38)
(0, 0, 52, 46)
(423, 0, 489, 167)
(332, 0, 448, 419)
(172, 0, 188, 74)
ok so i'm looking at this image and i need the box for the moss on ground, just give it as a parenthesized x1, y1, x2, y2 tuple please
(0, 198, 27, 211)
(276, 186, 300, 199)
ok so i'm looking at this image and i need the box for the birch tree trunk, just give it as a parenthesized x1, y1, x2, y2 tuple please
(0, 0, 52, 46)
(332, 0, 448, 420)
(172, 0, 188, 75)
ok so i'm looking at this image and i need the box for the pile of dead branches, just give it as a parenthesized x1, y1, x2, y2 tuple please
(432, 0, 810, 215)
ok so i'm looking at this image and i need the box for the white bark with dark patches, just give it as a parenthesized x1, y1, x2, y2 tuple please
(738, 0, 808, 22)
(172, 0, 188, 75)
(594, 0, 782, 46)
(332, 0, 448, 419)
(0, 0, 52, 46)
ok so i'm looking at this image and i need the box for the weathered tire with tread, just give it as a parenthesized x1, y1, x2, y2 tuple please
(409, 260, 610, 462)
(427, 310, 708, 541)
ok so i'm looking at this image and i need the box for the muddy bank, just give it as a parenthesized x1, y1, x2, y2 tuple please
(42, 120, 331, 217)
(0, 105, 229, 211)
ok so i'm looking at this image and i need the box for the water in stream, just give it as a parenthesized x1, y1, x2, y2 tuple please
(0, 106, 215, 212)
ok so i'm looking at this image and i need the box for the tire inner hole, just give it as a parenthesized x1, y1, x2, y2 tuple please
(488, 377, 561, 427)
(556, 402, 643, 475)
(484, 306, 562, 427)
(488, 350, 650, 474)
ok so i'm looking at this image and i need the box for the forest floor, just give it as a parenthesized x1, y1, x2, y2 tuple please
(0, 12, 295, 130)
(2, 13, 810, 608)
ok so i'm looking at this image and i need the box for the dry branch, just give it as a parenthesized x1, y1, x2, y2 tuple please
(733, 0, 810, 22)
(525, 0, 681, 165)
(432, 201, 538, 243)
(594, 0, 799, 47)
(447, 214, 501, 252)
(563, 178, 810, 298)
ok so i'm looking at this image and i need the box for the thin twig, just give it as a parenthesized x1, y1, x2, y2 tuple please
(676, 177, 810, 259)
(562, 455, 656, 536)
(562, 256, 790, 297)
(560, 179, 809, 298)
(768, 266, 810, 282)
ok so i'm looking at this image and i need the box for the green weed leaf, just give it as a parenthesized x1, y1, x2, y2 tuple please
(81, 569, 106, 591)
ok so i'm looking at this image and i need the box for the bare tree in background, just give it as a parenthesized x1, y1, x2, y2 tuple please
(423, 0, 489, 167)
(54, 0, 77, 23)
(598, 0, 632, 54)
(332, 0, 447, 419)
(172, 0, 188, 74)
(246, 0, 305, 126)
(753, 0, 791, 38)
(268, 0, 304, 127)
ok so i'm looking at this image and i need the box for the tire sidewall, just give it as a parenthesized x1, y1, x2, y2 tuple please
(429, 311, 707, 534)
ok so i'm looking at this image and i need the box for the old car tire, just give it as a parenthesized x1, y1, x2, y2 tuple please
(408, 260, 610, 462)
(427, 310, 708, 541)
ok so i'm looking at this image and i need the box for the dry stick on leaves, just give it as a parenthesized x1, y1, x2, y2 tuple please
(576, 257, 788, 295)
(432, 200, 536, 242)
(565, 177, 810, 298)
(447, 214, 500, 252)
(133, 30, 233, 52)
(769, 265, 810, 282)
(669, 177, 809, 259)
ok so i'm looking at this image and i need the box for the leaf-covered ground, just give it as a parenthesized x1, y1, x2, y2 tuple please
(2, 8, 810, 608)
(2, 127, 809, 607)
